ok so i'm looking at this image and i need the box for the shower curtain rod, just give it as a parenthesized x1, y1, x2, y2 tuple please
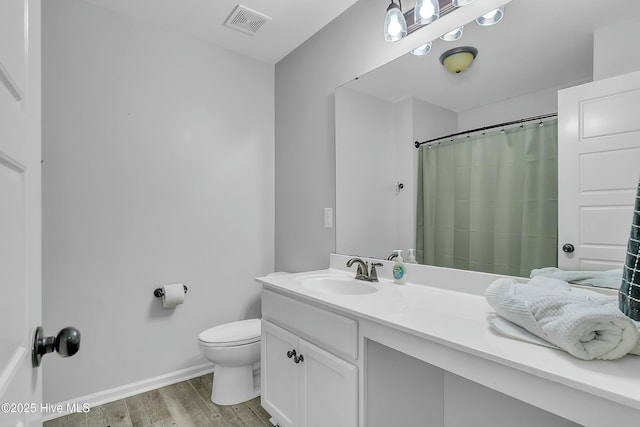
(414, 112, 558, 148)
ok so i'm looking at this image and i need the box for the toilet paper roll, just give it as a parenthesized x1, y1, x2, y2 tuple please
(162, 283, 185, 308)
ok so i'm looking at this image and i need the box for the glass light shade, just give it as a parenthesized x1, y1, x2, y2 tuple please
(440, 26, 463, 41)
(414, 0, 439, 26)
(411, 41, 433, 56)
(439, 46, 478, 73)
(384, 2, 407, 42)
(442, 52, 474, 73)
(476, 6, 504, 26)
(452, 0, 475, 6)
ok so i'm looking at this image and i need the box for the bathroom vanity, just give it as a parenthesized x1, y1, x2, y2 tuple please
(258, 254, 640, 427)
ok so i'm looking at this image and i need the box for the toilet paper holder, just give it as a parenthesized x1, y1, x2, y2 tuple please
(154, 285, 188, 298)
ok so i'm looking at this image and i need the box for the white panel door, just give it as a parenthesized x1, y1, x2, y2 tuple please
(0, 1, 42, 426)
(558, 70, 640, 270)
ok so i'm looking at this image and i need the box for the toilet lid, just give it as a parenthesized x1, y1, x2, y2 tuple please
(198, 318, 261, 346)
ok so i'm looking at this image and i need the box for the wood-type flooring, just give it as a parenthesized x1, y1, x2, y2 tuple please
(44, 374, 271, 427)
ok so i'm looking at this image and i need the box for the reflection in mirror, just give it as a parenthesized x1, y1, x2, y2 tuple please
(335, 0, 640, 277)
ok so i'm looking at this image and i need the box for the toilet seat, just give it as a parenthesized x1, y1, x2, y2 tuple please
(198, 318, 261, 347)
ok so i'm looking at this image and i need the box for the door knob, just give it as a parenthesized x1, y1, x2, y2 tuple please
(562, 243, 575, 253)
(32, 326, 81, 367)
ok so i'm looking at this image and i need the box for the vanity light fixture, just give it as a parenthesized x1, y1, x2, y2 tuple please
(439, 46, 478, 73)
(476, 6, 504, 26)
(414, 0, 440, 25)
(411, 41, 433, 56)
(384, 0, 462, 43)
(440, 25, 464, 41)
(452, 0, 475, 6)
(383, 0, 501, 42)
(384, 0, 408, 42)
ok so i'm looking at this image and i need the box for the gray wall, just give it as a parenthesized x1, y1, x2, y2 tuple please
(335, 88, 396, 259)
(274, 0, 509, 272)
(334, 91, 459, 260)
(42, 0, 274, 403)
(594, 15, 640, 81)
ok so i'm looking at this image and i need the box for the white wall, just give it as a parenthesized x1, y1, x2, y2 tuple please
(274, 0, 510, 272)
(42, 0, 274, 403)
(457, 79, 590, 131)
(335, 88, 396, 259)
(335, 92, 458, 260)
(393, 98, 415, 253)
(594, 15, 640, 81)
(412, 99, 458, 142)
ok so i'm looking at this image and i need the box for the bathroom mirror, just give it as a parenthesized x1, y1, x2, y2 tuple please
(335, 0, 640, 276)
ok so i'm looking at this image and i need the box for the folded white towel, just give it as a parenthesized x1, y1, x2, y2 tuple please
(485, 277, 639, 360)
(488, 314, 640, 356)
(488, 314, 560, 349)
(530, 267, 622, 289)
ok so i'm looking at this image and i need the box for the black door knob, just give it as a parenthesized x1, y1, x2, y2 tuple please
(32, 326, 81, 367)
(562, 243, 575, 253)
(55, 327, 81, 357)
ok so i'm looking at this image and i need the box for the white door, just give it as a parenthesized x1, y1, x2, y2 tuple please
(558, 70, 640, 271)
(299, 339, 357, 427)
(261, 320, 300, 427)
(0, 1, 42, 426)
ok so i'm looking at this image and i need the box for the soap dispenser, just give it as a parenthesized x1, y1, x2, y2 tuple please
(392, 249, 407, 284)
(407, 248, 417, 264)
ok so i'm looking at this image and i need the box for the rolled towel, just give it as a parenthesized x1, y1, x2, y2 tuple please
(488, 313, 640, 356)
(485, 277, 639, 360)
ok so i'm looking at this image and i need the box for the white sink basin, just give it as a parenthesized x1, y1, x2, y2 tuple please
(298, 275, 378, 295)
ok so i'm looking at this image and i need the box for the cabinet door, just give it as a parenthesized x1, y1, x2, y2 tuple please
(300, 339, 358, 427)
(262, 320, 300, 427)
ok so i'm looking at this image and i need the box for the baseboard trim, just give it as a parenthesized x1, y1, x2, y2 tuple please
(41, 363, 214, 422)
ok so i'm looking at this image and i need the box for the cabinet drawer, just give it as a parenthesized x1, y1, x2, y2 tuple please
(262, 290, 358, 360)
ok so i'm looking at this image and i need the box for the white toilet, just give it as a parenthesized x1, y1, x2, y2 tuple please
(198, 318, 261, 405)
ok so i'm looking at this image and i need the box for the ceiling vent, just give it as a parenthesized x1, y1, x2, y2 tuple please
(224, 5, 271, 36)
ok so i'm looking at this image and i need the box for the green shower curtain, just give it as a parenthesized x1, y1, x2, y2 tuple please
(416, 120, 558, 277)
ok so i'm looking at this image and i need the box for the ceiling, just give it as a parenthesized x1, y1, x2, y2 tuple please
(344, 0, 640, 112)
(80, 0, 359, 64)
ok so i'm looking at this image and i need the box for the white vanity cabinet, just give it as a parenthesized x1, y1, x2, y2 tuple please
(261, 290, 358, 427)
(259, 261, 640, 427)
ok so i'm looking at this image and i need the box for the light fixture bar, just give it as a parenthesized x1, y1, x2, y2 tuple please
(405, 0, 456, 35)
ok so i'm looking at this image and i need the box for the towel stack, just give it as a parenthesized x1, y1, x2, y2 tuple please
(530, 267, 622, 289)
(485, 276, 640, 360)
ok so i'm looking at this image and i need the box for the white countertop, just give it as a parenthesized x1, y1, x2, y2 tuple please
(257, 255, 640, 414)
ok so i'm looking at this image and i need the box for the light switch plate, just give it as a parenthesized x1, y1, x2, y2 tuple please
(324, 208, 333, 228)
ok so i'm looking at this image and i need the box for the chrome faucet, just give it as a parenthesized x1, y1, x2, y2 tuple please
(346, 258, 369, 280)
(346, 258, 383, 282)
(368, 262, 383, 282)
